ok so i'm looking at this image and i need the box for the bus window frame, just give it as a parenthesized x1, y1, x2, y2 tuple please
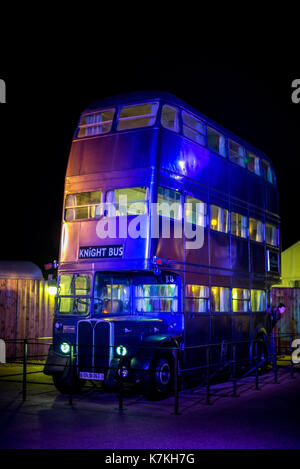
(116, 101, 160, 132)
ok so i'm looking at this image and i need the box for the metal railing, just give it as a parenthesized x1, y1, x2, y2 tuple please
(0, 333, 299, 415)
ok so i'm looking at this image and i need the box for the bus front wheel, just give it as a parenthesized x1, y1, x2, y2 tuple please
(146, 355, 173, 400)
(52, 369, 84, 395)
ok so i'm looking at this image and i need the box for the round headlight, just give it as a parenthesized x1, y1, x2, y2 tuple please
(116, 345, 127, 356)
(60, 342, 70, 354)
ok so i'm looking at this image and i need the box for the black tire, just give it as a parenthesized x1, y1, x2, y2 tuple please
(52, 368, 84, 394)
(147, 355, 173, 400)
(252, 336, 269, 372)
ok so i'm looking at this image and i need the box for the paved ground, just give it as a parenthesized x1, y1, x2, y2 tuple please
(0, 363, 300, 449)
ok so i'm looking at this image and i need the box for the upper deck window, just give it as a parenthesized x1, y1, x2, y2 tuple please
(210, 204, 229, 233)
(161, 105, 179, 132)
(247, 151, 261, 176)
(265, 223, 278, 247)
(182, 111, 206, 146)
(157, 186, 182, 220)
(262, 159, 275, 184)
(228, 140, 246, 168)
(106, 187, 148, 216)
(184, 196, 207, 227)
(231, 212, 248, 238)
(207, 127, 226, 157)
(117, 102, 159, 130)
(249, 218, 264, 242)
(76, 109, 115, 138)
(251, 289, 266, 312)
(65, 191, 102, 221)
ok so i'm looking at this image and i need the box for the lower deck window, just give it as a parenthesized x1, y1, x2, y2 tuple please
(185, 285, 209, 313)
(94, 275, 130, 315)
(210, 205, 229, 233)
(57, 274, 92, 315)
(211, 287, 230, 312)
(251, 289, 266, 312)
(232, 288, 250, 312)
(135, 284, 178, 313)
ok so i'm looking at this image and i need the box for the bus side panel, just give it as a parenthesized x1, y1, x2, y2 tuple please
(229, 164, 248, 201)
(159, 131, 210, 187)
(183, 314, 211, 370)
(212, 313, 232, 344)
(250, 243, 266, 274)
(231, 238, 249, 274)
(67, 130, 159, 177)
(185, 229, 209, 272)
(232, 313, 251, 361)
(210, 231, 230, 270)
(248, 173, 264, 208)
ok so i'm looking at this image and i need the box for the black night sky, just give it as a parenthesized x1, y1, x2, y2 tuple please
(0, 28, 299, 277)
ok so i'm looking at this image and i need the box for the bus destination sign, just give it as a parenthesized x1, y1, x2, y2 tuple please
(78, 245, 124, 259)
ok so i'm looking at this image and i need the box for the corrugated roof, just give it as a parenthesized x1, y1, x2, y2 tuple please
(0, 261, 43, 280)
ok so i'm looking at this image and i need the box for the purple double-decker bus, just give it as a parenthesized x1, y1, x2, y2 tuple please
(44, 91, 280, 398)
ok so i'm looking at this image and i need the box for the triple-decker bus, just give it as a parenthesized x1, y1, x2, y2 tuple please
(44, 91, 280, 398)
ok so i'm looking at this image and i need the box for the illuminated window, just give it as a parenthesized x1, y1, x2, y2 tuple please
(249, 218, 264, 242)
(94, 274, 130, 315)
(265, 223, 278, 246)
(76, 109, 115, 138)
(185, 285, 209, 313)
(65, 191, 102, 221)
(157, 186, 182, 220)
(161, 105, 179, 132)
(135, 284, 178, 313)
(262, 160, 274, 184)
(105, 187, 148, 216)
(228, 140, 246, 168)
(251, 290, 266, 312)
(231, 212, 248, 238)
(57, 274, 92, 315)
(117, 102, 159, 130)
(247, 151, 261, 176)
(232, 288, 250, 312)
(207, 127, 226, 157)
(211, 287, 230, 312)
(182, 111, 206, 146)
(210, 205, 229, 233)
(184, 196, 207, 227)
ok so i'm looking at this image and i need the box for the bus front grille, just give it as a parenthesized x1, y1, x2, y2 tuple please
(77, 320, 112, 375)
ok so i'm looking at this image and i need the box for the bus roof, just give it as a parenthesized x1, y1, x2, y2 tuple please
(83, 90, 271, 163)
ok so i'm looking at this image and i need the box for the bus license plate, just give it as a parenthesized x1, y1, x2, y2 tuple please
(80, 372, 104, 380)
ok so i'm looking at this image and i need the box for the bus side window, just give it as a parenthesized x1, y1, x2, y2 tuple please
(117, 102, 159, 131)
(207, 127, 226, 157)
(249, 218, 264, 243)
(210, 205, 229, 233)
(185, 285, 209, 313)
(105, 187, 148, 216)
(161, 105, 180, 132)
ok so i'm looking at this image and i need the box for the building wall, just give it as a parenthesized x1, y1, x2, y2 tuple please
(0, 278, 55, 359)
(271, 287, 300, 349)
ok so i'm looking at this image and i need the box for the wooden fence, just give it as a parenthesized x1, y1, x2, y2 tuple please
(0, 278, 55, 359)
(271, 287, 300, 350)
